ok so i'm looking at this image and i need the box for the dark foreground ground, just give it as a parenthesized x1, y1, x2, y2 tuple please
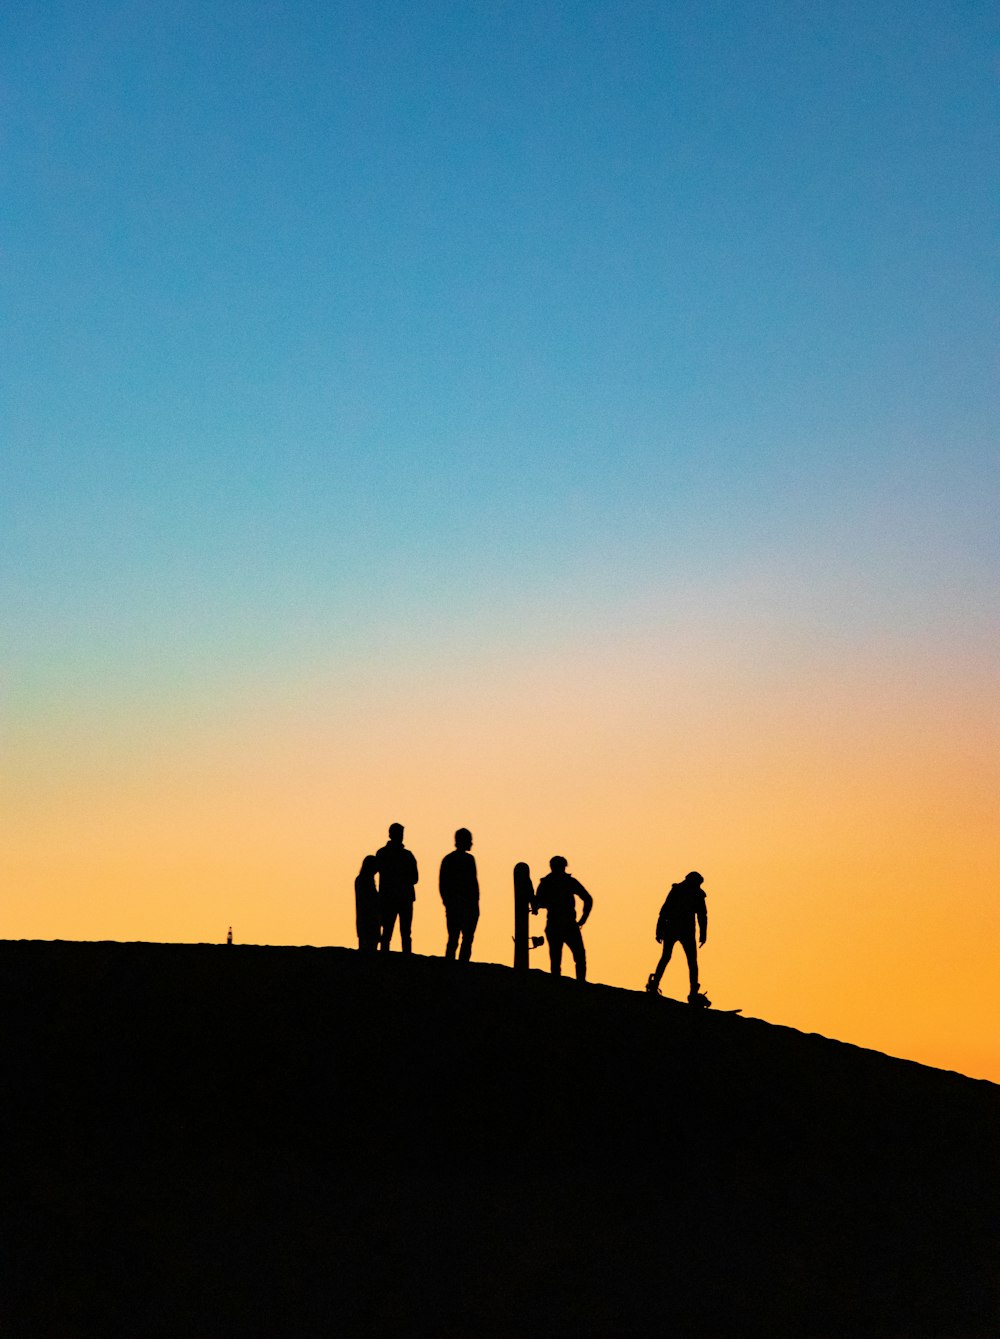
(0, 941, 997, 1337)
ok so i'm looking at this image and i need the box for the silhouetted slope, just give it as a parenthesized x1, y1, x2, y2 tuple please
(1, 941, 996, 1337)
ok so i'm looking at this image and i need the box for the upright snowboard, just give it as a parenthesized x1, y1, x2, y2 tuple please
(513, 862, 535, 973)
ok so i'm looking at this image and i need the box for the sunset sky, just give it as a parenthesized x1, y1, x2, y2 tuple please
(4, 1, 997, 1081)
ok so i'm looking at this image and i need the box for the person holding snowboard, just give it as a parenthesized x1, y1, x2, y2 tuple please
(534, 855, 593, 980)
(645, 870, 710, 1006)
(439, 827, 480, 962)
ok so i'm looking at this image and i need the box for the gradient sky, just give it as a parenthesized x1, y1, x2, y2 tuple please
(3, 1, 998, 1080)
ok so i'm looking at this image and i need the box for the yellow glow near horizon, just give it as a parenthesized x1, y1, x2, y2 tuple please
(4, 629, 998, 1084)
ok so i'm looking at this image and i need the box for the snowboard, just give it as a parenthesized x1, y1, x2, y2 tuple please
(690, 993, 742, 1014)
(513, 862, 536, 973)
(644, 979, 741, 1013)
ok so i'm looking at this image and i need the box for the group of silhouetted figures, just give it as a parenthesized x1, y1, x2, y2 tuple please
(355, 823, 713, 1005)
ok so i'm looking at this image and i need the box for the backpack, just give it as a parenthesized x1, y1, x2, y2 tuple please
(655, 883, 683, 938)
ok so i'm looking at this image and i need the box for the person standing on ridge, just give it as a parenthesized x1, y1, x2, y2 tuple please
(645, 871, 710, 1006)
(353, 856, 380, 953)
(439, 828, 480, 962)
(354, 854, 380, 954)
(533, 855, 593, 980)
(376, 823, 419, 954)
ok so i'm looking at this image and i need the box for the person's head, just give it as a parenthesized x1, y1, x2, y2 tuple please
(685, 870, 703, 886)
(359, 854, 377, 877)
(388, 822, 404, 843)
(549, 855, 568, 873)
(455, 828, 473, 851)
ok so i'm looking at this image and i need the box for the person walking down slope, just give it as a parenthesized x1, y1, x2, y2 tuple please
(534, 856, 593, 981)
(439, 827, 480, 962)
(355, 854, 380, 954)
(376, 823, 419, 954)
(645, 871, 709, 1006)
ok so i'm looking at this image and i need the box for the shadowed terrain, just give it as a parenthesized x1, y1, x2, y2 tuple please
(1, 940, 997, 1336)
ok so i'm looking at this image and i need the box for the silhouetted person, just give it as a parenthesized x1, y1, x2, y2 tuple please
(376, 823, 419, 953)
(439, 828, 480, 962)
(646, 870, 709, 1005)
(355, 854, 380, 954)
(533, 855, 593, 980)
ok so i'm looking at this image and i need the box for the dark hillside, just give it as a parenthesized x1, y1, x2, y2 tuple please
(1, 941, 997, 1336)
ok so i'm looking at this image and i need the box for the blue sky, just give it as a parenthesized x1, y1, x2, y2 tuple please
(2, 0, 996, 748)
(8, 0, 995, 695)
(5, 7, 995, 695)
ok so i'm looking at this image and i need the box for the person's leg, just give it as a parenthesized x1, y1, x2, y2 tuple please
(650, 938, 674, 989)
(680, 932, 699, 995)
(547, 926, 564, 976)
(564, 922, 587, 981)
(399, 900, 413, 954)
(459, 905, 479, 963)
(379, 901, 398, 952)
(445, 905, 459, 960)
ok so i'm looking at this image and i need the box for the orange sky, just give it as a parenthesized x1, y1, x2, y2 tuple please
(6, 619, 998, 1084)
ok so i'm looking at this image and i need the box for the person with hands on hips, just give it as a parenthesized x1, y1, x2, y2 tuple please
(533, 855, 593, 981)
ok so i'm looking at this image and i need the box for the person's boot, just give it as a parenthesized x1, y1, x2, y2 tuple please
(645, 973, 660, 995)
(687, 986, 711, 1008)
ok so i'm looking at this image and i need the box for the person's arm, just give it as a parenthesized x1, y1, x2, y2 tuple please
(471, 854, 480, 899)
(697, 894, 707, 947)
(533, 876, 547, 912)
(439, 856, 449, 906)
(576, 881, 594, 927)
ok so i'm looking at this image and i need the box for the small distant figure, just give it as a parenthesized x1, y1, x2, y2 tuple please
(226, 926, 233, 946)
(646, 871, 710, 1006)
(533, 855, 593, 980)
(439, 828, 480, 962)
(355, 854, 380, 954)
(376, 823, 419, 954)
